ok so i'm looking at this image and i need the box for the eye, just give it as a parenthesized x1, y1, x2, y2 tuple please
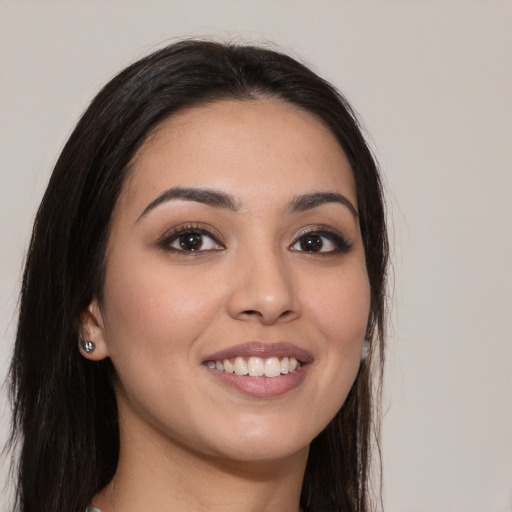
(290, 228, 352, 254)
(159, 225, 224, 253)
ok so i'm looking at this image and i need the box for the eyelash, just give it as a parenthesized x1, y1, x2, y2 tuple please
(290, 226, 352, 255)
(157, 224, 352, 255)
(158, 224, 224, 254)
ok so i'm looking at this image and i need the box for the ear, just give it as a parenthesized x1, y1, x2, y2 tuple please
(78, 300, 110, 361)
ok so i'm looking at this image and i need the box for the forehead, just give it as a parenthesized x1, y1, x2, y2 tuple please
(119, 98, 356, 214)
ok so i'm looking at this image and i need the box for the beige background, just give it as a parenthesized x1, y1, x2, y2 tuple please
(1, 1, 511, 511)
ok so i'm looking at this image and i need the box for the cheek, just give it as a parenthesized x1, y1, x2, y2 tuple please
(100, 256, 222, 360)
(310, 263, 371, 343)
(306, 263, 370, 392)
(98, 259, 223, 434)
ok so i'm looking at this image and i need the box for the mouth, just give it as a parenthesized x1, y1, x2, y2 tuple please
(204, 355, 303, 378)
(201, 342, 312, 398)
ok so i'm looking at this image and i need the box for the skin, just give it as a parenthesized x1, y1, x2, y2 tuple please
(81, 98, 371, 512)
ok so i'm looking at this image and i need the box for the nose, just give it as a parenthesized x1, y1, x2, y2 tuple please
(226, 249, 300, 325)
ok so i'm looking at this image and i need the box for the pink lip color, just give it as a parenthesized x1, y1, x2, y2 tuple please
(206, 367, 308, 398)
(202, 342, 313, 399)
(202, 341, 314, 364)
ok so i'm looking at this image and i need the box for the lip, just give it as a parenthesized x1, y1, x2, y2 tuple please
(202, 341, 314, 364)
(202, 342, 313, 399)
(205, 368, 308, 398)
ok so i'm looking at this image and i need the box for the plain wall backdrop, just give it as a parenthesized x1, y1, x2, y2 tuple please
(1, 1, 511, 511)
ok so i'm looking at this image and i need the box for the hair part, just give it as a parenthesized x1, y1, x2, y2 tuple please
(8, 39, 388, 512)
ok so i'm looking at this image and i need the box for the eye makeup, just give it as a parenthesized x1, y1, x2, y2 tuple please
(156, 220, 352, 258)
(157, 222, 225, 254)
(290, 225, 352, 255)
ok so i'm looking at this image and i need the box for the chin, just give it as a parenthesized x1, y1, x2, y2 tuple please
(190, 414, 325, 465)
(208, 437, 310, 466)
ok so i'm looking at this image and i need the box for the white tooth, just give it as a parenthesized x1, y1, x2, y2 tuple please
(264, 357, 281, 378)
(215, 361, 224, 371)
(223, 359, 234, 373)
(280, 357, 289, 374)
(289, 357, 298, 372)
(248, 357, 264, 377)
(206, 361, 216, 369)
(234, 357, 248, 375)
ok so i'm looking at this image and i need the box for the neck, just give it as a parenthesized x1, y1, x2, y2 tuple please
(93, 415, 308, 512)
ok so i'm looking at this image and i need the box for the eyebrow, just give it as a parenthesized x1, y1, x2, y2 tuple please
(137, 187, 358, 222)
(137, 187, 242, 221)
(286, 192, 358, 218)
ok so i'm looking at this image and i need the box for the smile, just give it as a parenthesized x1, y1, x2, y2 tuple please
(205, 356, 303, 378)
(201, 342, 312, 398)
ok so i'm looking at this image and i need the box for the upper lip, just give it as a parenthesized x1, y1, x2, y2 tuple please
(202, 341, 314, 364)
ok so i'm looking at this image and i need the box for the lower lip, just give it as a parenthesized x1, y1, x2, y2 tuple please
(205, 366, 308, 398)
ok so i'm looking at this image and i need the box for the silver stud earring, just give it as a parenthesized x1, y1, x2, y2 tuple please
(79, 339, 95, 354)
(361, 339, 370, 363)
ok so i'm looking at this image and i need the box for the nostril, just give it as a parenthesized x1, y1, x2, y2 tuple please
(238, 309, 296, 322)
(227, 278, 300, 324)
(240, 310, 261, 317)
(277, 310, 297, 322)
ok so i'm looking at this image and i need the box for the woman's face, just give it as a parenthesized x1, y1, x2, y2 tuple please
(86, 98, 370, 463)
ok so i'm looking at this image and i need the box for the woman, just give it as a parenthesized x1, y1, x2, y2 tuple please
(8, 40, 388, 512)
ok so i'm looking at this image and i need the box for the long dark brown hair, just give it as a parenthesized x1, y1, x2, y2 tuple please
(8, 40, 388, 512)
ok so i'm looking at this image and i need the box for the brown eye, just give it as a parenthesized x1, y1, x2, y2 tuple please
(179, 233, 203, 251)
(290, 229, 352, 255)
(159, 227, 224, 254)
(300, 234, 323, 252)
